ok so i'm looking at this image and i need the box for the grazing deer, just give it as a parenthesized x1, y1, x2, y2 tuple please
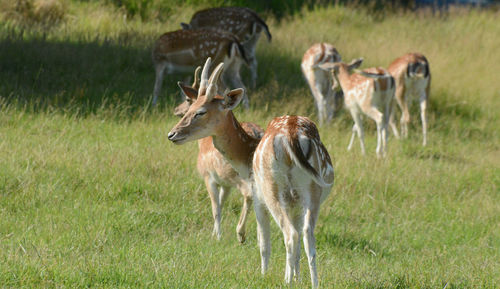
(168, 58, 334, 289)
(252, 115, 334, 288)
(152, 29, 248, 107)
(320, 59, 396, 157)
(181, 7, 272, 88)
(388, 53, 431, 146)
(301, 43, 343, 125)
(174, 66, 264, 243)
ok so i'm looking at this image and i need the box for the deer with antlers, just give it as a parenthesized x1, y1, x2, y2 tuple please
(152, 29, 249, 107)
(301, 43, 343, 125)
(320, 59, 396, 157)
(388, 53, 431, 146)
(168, 58, 334, 288)
(173, 66, 264, 243)
(181, 7, 272, 88)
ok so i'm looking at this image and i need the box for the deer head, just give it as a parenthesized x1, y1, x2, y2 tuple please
(168, 58, 245, 145)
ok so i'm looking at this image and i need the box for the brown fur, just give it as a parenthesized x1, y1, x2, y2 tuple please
(186, 7, 271, 42)
(387, 52, 431, 145)
(153, 29, 240, 66)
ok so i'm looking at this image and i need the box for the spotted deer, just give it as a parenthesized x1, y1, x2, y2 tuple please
(181, 7, 272, 88)
(388, 53, 431, 146)
(168, 58, 334, 289)
(174, 66, 264, 243)
(152, 29, 249, 107)
(301, 43, 343, 125)
(252, 115, 334, 288)
(320, 59, 396, 157)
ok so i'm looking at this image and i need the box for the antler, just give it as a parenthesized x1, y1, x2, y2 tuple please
(192, 66, 202, 90)
(205, 62, 224, 102)
(199, 57, 212, 97)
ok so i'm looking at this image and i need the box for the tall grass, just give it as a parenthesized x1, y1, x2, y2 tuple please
(0, 2, 499, 288)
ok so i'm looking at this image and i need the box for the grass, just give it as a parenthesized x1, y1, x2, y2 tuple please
(0, 2, 499, 288)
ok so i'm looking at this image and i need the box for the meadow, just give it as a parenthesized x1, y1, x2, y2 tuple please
(0, 1, 499, 288)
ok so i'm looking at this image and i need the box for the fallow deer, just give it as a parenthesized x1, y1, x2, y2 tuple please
(252, 115, 334, 288)
(181, 7, 272, 88)
(152, 29, 249, 107)
(174, 66, 264, 243)
(168, 58, 334, 288)
(301, 43, 343, 125)
(388, 53, 431, 146)
(320, 59, 396, 157)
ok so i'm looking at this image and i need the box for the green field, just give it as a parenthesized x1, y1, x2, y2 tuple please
(0, 2, 499, 288)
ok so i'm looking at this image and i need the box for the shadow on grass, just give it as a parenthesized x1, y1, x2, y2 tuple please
(0, 31, 192, 115)
(0, 30, 307, 117)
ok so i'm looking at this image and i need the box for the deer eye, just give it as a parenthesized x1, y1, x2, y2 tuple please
(195, 110, 206, 117)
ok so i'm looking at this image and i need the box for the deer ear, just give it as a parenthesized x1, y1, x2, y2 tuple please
(223, 88, 245, 110)
(180, 22, 191, 30)
(177, 82, 197, 100)
(318, 62, 337, 71)
(229, 42, 241, 58)
(347, 58, 364, 70)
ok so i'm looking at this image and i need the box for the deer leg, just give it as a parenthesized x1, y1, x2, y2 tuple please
(254, 198, 271, 274)
(400, 98, 410, 139)
(376, 122, 383, 158)
(314, 91, 327, 127)
(389, 99, 400, 139)
(293, 211, 304, 282)
(305, 70, 327, 126)
(303, 202, 320, 288)
(365, 108, 384, 157)
(204, 176, 222, 240)
(420, 94, 428, 146)
(152, 62, 167, 106)
(236, 184, 252, 244)
(249, 55, 258, 89)
(283, 222, 299, 285)
(394, 82, 406, 138)
(244, 39, 258, 89)
(382, 101, 392, 156)
(347, 124, 357, 151)
(219, 185, 230, 208)
(349, 109, 365, 155)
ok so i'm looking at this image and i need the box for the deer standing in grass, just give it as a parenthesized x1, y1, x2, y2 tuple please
(301, 43, 343, 125)
(320, 59, 396, 157)
(168, 58, 334, 288)
(174, 66, 264, 243)
(181, 7, 272, 89)
(388, 53, 431, 146)
(152, 29, 248, 107)
(252, 115, 334, 288)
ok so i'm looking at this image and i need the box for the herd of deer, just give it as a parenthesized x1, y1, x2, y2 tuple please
(153, 6, 431, 288)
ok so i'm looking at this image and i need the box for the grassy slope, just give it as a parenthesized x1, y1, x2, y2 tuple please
(0, 3, 499, 288)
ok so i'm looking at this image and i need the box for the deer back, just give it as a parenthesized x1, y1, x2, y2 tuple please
(184, 7, 271, 43)
(301, 43, 341, 69)
(152, 29, 248, 68)
(388, 52, 430, 81)
(254, 116, 334, 190)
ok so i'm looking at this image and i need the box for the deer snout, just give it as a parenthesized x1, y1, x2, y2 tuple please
(168, 130, 188, 144)
(167, 131, 176, 140)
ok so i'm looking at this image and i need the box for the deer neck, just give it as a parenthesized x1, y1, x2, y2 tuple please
(211, 112, 259, 180)
(336, 65, 356, 92)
